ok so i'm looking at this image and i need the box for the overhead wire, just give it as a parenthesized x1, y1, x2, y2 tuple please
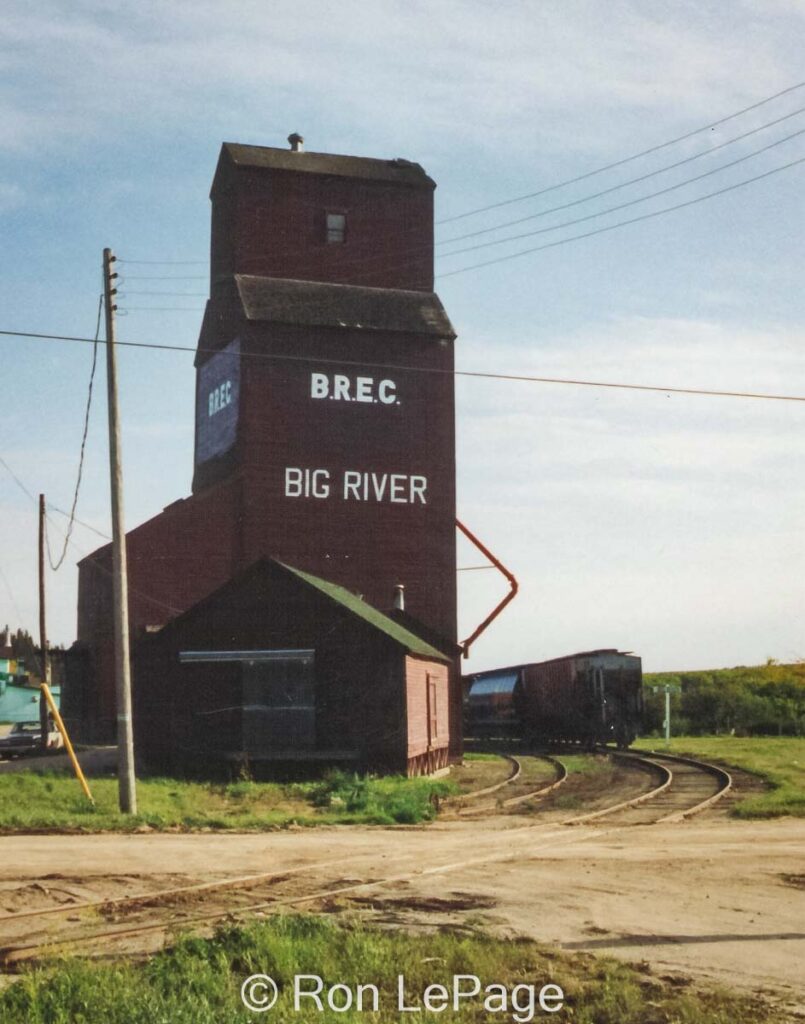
(110, 88, 805, 283)
(0, 459, 110, 547)
(2, 146, 804, 401)
(47, 505, 111, 542)
(439, 152, 805, 277)
(0, 454, 37, 503)
(1, 327, 803, 403)
(44, 294, 103, 571)
(0, 94, 802, 544)
(439, 127, 805, 259)
(437, 103, 805, 247)
(3, 88, 803, 637)
(0, 453, 184, 618)
(436, 78, 805, 224)
(104, 137, 805, 298)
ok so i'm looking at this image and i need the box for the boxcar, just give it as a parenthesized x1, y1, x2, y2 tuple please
(465, 649, 642, 748)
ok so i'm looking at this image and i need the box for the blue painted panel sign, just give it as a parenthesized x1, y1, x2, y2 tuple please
(195, 338, 240, 465)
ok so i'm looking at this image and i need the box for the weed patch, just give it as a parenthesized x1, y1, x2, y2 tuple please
(0, 769, 456, 833)
(0, 915, 780, 1024)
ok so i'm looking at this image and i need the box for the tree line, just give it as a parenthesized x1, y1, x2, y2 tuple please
(643, 661, 805, 737)
(2, 626, 64, 685)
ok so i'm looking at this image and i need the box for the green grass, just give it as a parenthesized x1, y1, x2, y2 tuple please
(0, 915, 780, 1024)
(555, 753, 611, 775)
(545, 753, 616, 810)
(0, 769, 456, 832)
(633, 735, 805, 818)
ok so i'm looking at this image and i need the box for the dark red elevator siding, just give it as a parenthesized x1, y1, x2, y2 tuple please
(235, 323, 456, 643)
(211, 150, 435, 292)
(75, 141, 458, 753)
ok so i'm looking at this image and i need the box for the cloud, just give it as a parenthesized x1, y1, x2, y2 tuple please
(2, 1, 803, 162)
(2, 2, 803, 669)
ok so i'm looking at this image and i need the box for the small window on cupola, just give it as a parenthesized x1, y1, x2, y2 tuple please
(325, 211, 346, 244)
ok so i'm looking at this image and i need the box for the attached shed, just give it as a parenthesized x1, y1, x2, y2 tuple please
(133, 559, 454, 776)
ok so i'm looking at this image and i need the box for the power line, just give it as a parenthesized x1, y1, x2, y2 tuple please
(113, 141, 805, 291)
(0, 454, 37, 503)
(439, 152, 805, 278)
(105, 82, 805, 284)
(0, 453, 183, 618)
(47, 504, 111, 542)
(1, 327, 804, 403)
(440, 127, 805, 259)
(46, 294, 103, 571)
(437, 79, 805, 224)
(0, 455, 109, 544)
(438, 104, 805, 248)
(113, 101, 805, 287)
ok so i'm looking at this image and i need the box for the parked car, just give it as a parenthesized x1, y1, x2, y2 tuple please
(0, 720, 63, 758)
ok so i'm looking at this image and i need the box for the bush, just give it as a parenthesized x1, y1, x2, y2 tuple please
(643, 663, 805, 737)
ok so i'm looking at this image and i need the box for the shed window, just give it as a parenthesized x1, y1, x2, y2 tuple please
(326, 211, 346, 244)
(243, 656, 315, 754)
(179, 649, 316, 755)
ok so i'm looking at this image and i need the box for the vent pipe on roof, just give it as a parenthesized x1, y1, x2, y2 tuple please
(393, 584, 405, 611)
(288, 132, 304, 152)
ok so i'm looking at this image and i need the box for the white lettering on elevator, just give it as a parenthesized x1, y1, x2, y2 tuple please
(285, 468, 427, 505)
(208, 380, 233, 417)
(310, 373, 398, 405)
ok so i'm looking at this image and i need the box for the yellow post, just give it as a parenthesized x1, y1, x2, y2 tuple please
(40, 683, 94, 805)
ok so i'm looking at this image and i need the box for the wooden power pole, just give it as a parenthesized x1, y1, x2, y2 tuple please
(38, 493, 49, 752)
(103, 247, 137, 814)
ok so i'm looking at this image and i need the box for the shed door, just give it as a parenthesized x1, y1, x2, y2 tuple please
(242, 656, 315, 754)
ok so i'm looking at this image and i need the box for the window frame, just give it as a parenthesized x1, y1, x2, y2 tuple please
(324, 210, 347, 245)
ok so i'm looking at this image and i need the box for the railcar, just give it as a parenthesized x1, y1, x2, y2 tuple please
(465, 649, 642, 748)
(463, 671, 522, 738)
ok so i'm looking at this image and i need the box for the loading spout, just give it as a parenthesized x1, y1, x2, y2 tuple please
(456, 518, 519, 658)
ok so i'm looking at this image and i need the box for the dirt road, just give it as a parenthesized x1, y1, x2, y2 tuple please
(1, 815, 803, 1012)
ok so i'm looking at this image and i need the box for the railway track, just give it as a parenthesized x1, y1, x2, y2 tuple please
(0, 749, 732, 968)
(609, 748, 732, 825)
(444, 753, 568, 816)
(556, 747, 731, 826)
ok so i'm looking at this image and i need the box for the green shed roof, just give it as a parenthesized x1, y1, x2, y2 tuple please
(280, 563, 449, 663)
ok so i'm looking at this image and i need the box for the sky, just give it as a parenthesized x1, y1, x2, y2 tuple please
(1, 0, 803, 673)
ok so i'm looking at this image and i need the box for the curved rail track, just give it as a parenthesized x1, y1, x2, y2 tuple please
(0, 749, 732, 968)
(445, 753, 568, 816)
(560, 748, 732, 826)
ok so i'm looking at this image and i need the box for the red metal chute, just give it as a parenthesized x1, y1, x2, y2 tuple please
(456, 518, 519, 658)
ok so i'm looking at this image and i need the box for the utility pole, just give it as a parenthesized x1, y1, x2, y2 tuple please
(38, 494, 49, 752)
(103, 247, 137, 814)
